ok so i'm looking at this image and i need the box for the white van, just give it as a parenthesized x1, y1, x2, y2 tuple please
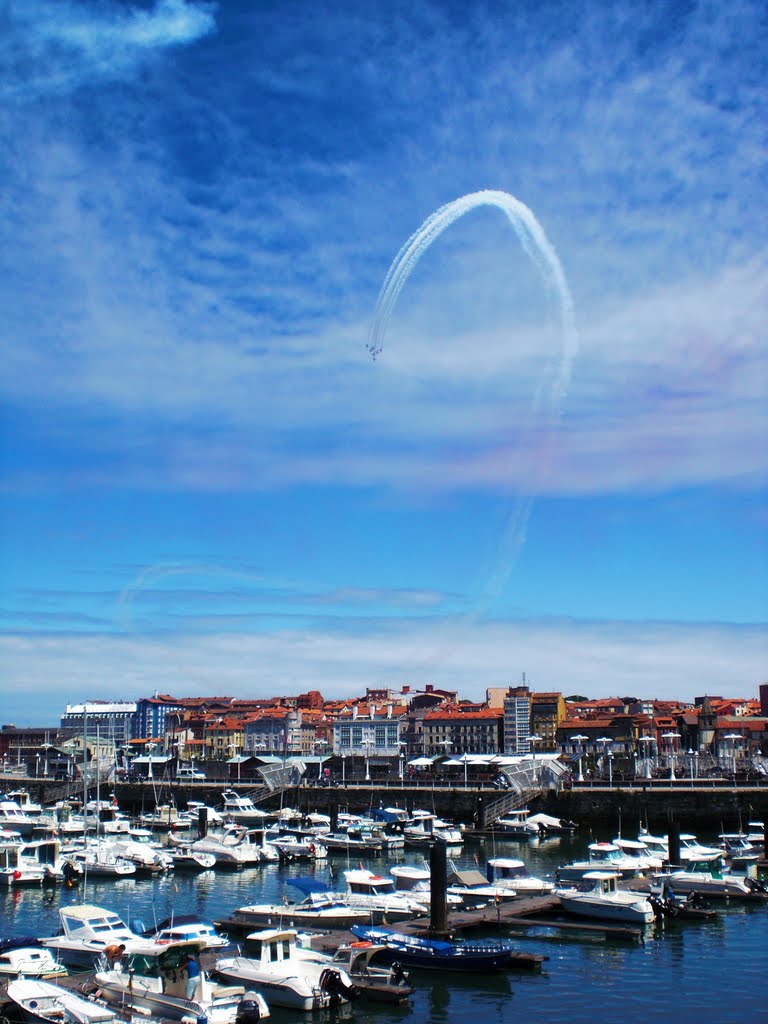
(177, 767, 206, 780)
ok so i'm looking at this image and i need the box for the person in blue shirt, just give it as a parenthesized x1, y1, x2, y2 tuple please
(184, 954, 200, 1000)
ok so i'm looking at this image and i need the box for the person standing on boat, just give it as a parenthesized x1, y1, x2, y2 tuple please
(184, 953, 200, 1000)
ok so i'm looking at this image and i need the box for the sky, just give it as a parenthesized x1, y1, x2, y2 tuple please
(1, 0, 766, 726)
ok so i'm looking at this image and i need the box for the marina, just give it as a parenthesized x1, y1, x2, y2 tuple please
(0, 792, 766, 1024)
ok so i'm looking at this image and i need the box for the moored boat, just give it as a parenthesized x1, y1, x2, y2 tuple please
(213, 928, 357, 1011)
(556, 871, 656, 925)
(348, 924, 518, 972)
(94, 939, 269, 1023)
(5, 978, 116, 1024)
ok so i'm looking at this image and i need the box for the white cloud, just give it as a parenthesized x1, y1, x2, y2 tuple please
(0, 617, 765, 725)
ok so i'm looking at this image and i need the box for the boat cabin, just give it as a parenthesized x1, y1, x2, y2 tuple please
(344, 870, 398, 897)
(581, 870, 622, 894)
(242, 929, 299, 965)
(486, 858, 533, 881)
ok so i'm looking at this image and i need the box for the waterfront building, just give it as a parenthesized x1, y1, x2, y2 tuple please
(59, 701, 136, 746)
(422, 704, 503, 756)
(133, 695, 185, 741)
(530, 692, 567, 752)
(503, 686, 532, 754)
(332, 703, 406, 770)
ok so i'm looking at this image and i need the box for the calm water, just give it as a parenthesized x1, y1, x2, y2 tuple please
(1, 829, 766, 1024)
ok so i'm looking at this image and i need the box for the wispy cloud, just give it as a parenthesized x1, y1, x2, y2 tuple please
(1, 0, 216, 98)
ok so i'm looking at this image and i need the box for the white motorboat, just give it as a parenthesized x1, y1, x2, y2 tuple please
(557, 871, 656, 925)
(42, 904, 146, 970)
(6, 977, 117, 1024)
(404, 811, 463, 846)
(95, 939, 268, 1023)
(745, 821, 765, 848)
(263, 830, 327, 861)
(214, 928, 357, 1011)
(341, 868, 429, 921)
(491, 809, 539, 837)
(292, 934, 414, 1005)
(0, 799, 37, 838)
(485, 857, 555, 895)
(220, 790, 273, 827)
(230, 891, 373, 931)
(653, 854, 761, 899)
(526, 812, 577, 834)
(168, 847, 217, 871)
(140, 914, 229, 949)
(63, 842, 136, 879)
(0, 947, 67, 978)
(445, 867, 516, 907)
(0, 840, 45, 886)
(718, 832, 761, 865)
(388, 864, 463, 907)
(18, 838, 80, 885)
(556, 842, 650, 881)
(637, 829, 721, 863)
(610, 838, 664, 872)
(101, 836, 173, 875)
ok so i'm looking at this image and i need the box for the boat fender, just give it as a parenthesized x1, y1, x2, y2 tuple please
(309, 843, 316, 855)
(350, 941, 372, 948)
(13, 870, 22, 880)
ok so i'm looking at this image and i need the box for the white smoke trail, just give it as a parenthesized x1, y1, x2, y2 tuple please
(369, 189, 578, 622)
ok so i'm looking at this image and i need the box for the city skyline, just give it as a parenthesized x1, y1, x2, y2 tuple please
(1, 1, 766, 725)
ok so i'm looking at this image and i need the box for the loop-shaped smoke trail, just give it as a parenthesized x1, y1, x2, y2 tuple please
(368, 189, 578, 627)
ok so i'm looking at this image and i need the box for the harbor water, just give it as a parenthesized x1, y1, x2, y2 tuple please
(1, 828, 765, 1024)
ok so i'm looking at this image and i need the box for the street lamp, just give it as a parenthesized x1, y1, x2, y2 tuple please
(361, 738, 374, 782)
(724, 733, 741, 777)
(687, 748, 694, 785)
(596, 737, 613, 786)
(526, 735, 542, 781)
(638, 735, 655, 779)
(661, 732, 681, 781)
(570, 735, 588, 783)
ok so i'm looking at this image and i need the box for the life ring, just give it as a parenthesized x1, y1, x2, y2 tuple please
(308, 843, 316, 855)
(350, 941, 372, 948)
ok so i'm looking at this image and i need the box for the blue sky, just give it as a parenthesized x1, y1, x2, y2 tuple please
(1, 0, 766, 725)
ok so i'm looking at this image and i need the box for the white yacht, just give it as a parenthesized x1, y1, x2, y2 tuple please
(557, 871, 656, 925)
(214, 928, 356, 1011)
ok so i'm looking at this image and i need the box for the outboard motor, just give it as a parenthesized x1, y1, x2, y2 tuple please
(319, 968, 361, 1006)
(236, 992, 268, 1024)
